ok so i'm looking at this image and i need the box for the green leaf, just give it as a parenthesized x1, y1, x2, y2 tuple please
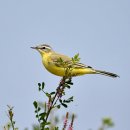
(61, 103, 68, 108)
(38, 107, 41, 112)
(63, 100, 71, 103)
(63, 97, 73, 103)
(40, 121, 50, 128)
(35, 110, 37, 113)
(38, 87, 41, 91)
(45, 93, 51, 98)
(55, 127, 59, 130)
(36, 114, 38, 118)
(72, 53, 80, 64)
(38, 83, 41, 87)
(40, 122, 46, 128)
(39, 112, 47, 120)
(42, 82, 45, 90)
(74, 53, 80, 60)
(45, 122, 51, 125)
(59, 99, 62, 103)
(38, 83, 41, 91)
(68, 82, 73, 85)
(57, 105, 61, 109)
(33, 101, 38, 108)
(74, 53, 79, 59)
(68, 96, 73, 101)
(64, 84, 70, 89)
(50, 92, 55, 95)
(102, 117, 114, 127)
(57, 57, 63, 62)
(65, 80, 73, 85)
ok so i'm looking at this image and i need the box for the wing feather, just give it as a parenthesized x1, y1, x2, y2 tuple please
(50, 53, 92, 69)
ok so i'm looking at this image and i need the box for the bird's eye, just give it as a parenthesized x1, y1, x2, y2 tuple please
(42, 47, 46, 49)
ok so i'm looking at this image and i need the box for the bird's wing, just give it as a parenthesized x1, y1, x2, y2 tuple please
(50, 53, 72, 67)
(50, 53, 92, 69)
(73, 63, 92, 69)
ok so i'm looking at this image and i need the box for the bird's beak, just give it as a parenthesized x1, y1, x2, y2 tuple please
(31, 46, 38, 49)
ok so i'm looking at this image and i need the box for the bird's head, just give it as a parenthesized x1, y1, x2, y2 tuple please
(31, 44, 54, 55)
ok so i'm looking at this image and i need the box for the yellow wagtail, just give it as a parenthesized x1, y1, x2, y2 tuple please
(31, 44, 119, 78)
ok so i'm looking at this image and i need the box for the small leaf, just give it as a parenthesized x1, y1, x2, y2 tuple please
(68, 96, 73, 101)
(57, 57, 63, 62)
(63, 100, 71, 103)
(64, 84, 70, 89)
(36, 114, 38, 118)
(68, 82, 73, 85)
(74, 53, 80, 61)
(63, 96, 73, 103)
(57, 105, 61, 109)
(39, 112, 46, 120)
(40, 121, 49, 127)
(102, 117, 114, 127)
(42, 82, 45, 90)
(38, 107, 41, 112)
(74, 53, 79, 59)
(39, 112, 46, 117)
(55, 127, 59, 130)
(38, 87, 41, 91)
(50, 92, 55, 95)
(38, 83, 41, 87)
(45, 122, 51, 125)
(40, 122, 46, 128)
(33, 101, 38, 108)
(35, 110, 37, 113)
(65, 79, 73, 85)
(59, 99, 62, 103)
(61, 103, 68, 108)
(46, 93, 51, 98)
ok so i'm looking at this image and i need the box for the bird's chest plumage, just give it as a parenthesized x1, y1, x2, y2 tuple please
(42, 54, 62, 76)
(42, 54, 51, 69)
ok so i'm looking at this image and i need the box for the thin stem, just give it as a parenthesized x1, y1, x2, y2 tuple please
(45, 77, 67, 122)
(10, 118, 15, 130)
(7, 106, 15, 130)
(53, 96, 60, 107)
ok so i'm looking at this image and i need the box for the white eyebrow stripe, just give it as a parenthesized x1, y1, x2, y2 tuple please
(40, 44, 52, 49)
(44, 46, 51, 49)
(36, 44, 53, 50)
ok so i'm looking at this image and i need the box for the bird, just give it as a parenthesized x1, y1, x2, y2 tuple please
(31, 44, 119, 78)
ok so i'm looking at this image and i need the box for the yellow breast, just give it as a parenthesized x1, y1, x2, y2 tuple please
(41, 53, 65, 76)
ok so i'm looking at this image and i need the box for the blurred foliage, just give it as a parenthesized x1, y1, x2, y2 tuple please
(4, 106, 18, 130)
(99, 117, 114, 130)
(3, 54, 115, 130)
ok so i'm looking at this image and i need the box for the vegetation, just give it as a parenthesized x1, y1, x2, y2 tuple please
(3, 54, 114, 130)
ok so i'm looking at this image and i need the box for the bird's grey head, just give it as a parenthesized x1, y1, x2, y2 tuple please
(31, 44, 54, 54)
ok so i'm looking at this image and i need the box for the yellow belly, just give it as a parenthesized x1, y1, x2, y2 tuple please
(42, 58, 95, 77)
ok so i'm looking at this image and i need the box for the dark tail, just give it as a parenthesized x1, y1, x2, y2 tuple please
(95, 70, 119, 78)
